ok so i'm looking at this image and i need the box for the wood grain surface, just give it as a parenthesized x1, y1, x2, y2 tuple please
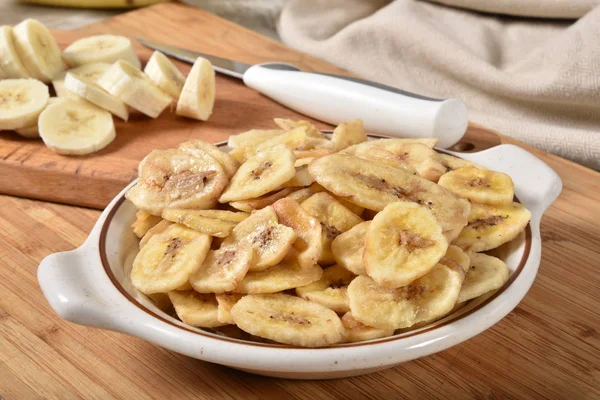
(1, 3, 599, 400)
(0, 3, 500, 209)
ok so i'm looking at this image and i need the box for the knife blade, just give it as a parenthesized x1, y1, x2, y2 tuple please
(137, 38, 468, 148)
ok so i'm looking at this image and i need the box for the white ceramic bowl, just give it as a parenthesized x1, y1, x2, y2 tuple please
(38, 140, 561, 379)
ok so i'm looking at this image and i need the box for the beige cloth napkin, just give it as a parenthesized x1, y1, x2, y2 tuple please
(278, 0, 600, 169)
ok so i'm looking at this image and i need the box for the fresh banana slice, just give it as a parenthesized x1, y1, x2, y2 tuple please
(98, 60, 171, 118)
(272, 198, 323, 270)
(131, 223, 212, 294)
(348, 263, 464, 330)
(234, 259, 322, 294)
(294, 148, 333, 159)
(190, 241, 254, 293)
(308, 154, 470, 241)
(230, 293, 344, 347)
(453, 202, 531, 252)
(274, 118, 324, 138)
(227, 129, 284, 149)
(215, 293, 244, 324)
(301, 192, 364, 265)
(341, 138, 438, 155)
(295, 264, 356, 313)
(365, 202, 448, 288)
(331, 119, 367, 151)
(439, 245, 470, 273)
(64, 71, 129, 121)
(354, 146, 419, 175)
(168, 291, 226, 328)
(438, 167, 514, 205)
(219, 145, 296, 203)
(0, 79, 49, 130)
(14, 124, 40, 138)
(62, 34, 141, 68)
(38, 98, 116, 155)
(341, 312, 395, 343)
(280, 165, 315, 188)
(356, 142, 446, 182)
(161, 209, 238, 237)
(131, 210, 162, 238)
(176, 57, 215, 121)
(179, 140, 240, 179)
(0, 26, 30, 79)
(125, 149, 228, 216)
(12, 19, 64, 82)
(229, 187, 297, 212)
(234, 127, 307, 163)
(458, 253, 510, 303)
(139, 220, 172, 248)
(439, 153, 486, 172)
(223, 206, 297, 271)
(331, 221, 370, 275)
(143, 51, 186, 99)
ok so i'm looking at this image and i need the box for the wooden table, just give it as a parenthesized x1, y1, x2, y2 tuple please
(1, 5, 599, 400)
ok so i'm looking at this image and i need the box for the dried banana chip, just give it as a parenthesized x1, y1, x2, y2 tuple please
(219, 145, 296, 203)
(301, 192, 363, 265)
(331, 119, 367, 151)
(139, 219, 172, 248)
(295, 137, 334, 151)
(168, 291, 226, 328)
(458, 253, 510, 303)
(229, 187, 297, 212)
(439, 153, 486, 172)
(190, 242, 254, 293)
(294, 148, 333, 159)
(438, 166, 514, 205)
(234, 259, 322, 294)
(307, 183, 365, 216)
(341, 312, 395, 343)
(296, 264, 355, 313)
(179, 139, 240, 178)
(162, 209, 238, 237)
(453, 202, 531, 252)
(354, 146, 419, 175)
(224, 206, 297, 271)
(131, 210, 162, 238)
(274, 118, 324, 138)
(308, 154, 470, 241)
(131, 224, 212, 294)
(331, 221, 370, 275)
(126, 149, 228, 215)
(280, 165, 315, 188)
(272, 198, 323, 269)
(228, 129, 284, 149)
(216, 293, 244, 324)
(364, 202, 448, 288)
(230, 293, 345, 347)
(348, 263, 464, 330)
(341, 138, 438, 155)
(234, 127, 307, 162)
(439, 245, 470, 273)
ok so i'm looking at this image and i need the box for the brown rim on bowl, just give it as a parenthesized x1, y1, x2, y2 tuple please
(99, 138, 532, 349)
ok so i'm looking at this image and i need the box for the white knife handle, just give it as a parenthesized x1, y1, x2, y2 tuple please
(243, 63, 468, 149)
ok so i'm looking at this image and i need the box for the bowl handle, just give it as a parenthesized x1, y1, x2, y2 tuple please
(447, 144, 563, 213)
(38, 248, 124, 331)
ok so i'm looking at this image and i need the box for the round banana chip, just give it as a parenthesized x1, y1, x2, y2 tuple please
(331, 221, 370, 275)
(458, 253, 510, 303)
(438, 166, 514, 205)
(348, 265, 464, 330)
(331, 119, 367, 151)
(364, 202, 448, 289)
(215, 293, 244, 324)
(301, 192, 364, 265)
(162, 209, 239, 238)
(439, 245, 470, 273)
(453, 202, 531, 252)
(353, 146, 418, 175)
(228, 129, 284, 149)
(234, 260, 322, 294)
(341, 138, 438, 155)
(308, 154, 470, 241)
(179, 139, 240, 179)
(139, 220, 172, 248)
(439, 154, 486, 172)
(131, 210, 162, 238)
(219, 145, 296, 203)
(274, 118, 324, 138)
(168, 291, 226, 328)
(230, 293, 345, 347)
(341, 312, 395, 343)
(190, 242, 254, 293)
(126, 149, 228, 216)
(131, 224, 212, 294)
(295, 264, 356, 313)
(229, 187, 297, 212)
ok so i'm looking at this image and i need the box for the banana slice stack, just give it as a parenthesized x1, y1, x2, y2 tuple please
(126, 118, 531, 348)
(1, 19, 217, 155)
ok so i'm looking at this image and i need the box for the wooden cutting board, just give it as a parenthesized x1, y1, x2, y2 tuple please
(0, 3, 502, 209)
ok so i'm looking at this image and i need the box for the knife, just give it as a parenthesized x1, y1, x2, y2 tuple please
(137, 38, 468, 148)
